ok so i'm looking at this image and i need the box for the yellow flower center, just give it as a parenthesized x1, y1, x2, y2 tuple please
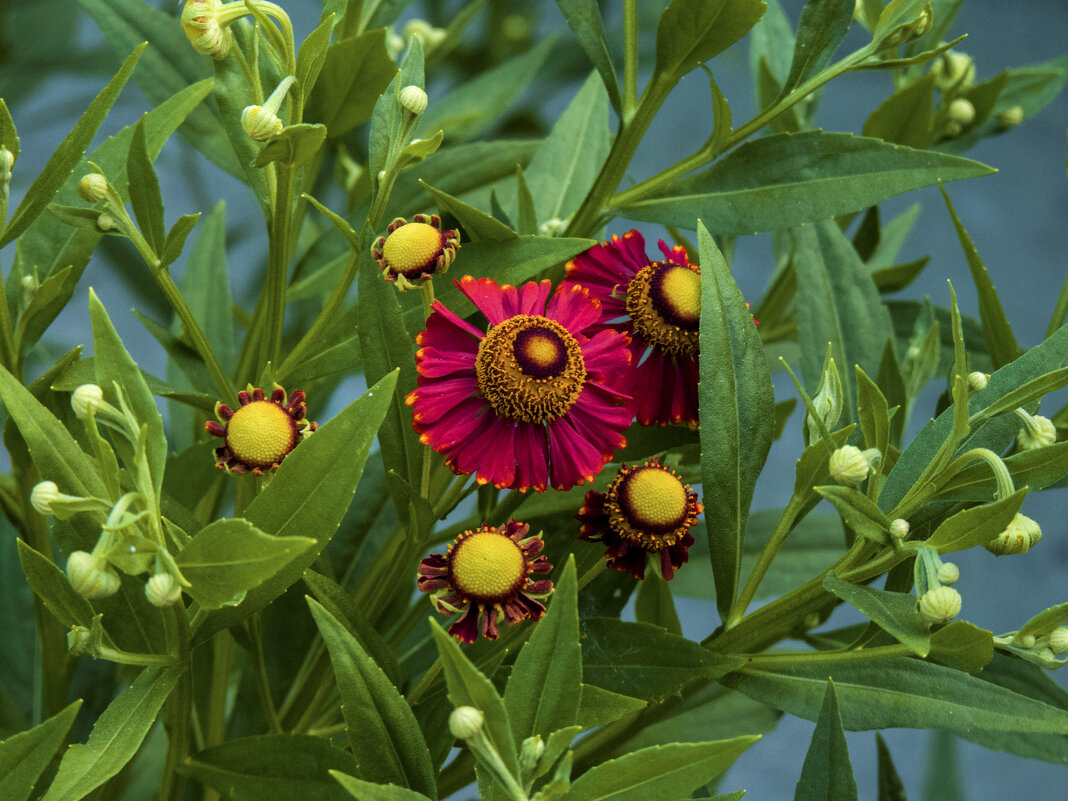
(605, 463, 697, 549)
(475, 315, 586, 424)
(226, 401, 297, 468)
(626, 262, 701, 356)
(449, 531, 526, 601)
(382, 222, 443, 277)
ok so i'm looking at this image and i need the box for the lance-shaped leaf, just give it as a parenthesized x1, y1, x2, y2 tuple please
(823, 572, 930, 656)
(612, 132, 995, 233)
(1, 44, 144, 247)
(655, 0, 766, 83)
(780, 0, 854, 96)
(815, 486, 890, 545)
(794, 681, 858, 801)
(306, 28, 395, 138)
(254, 124, 328, 169)
(924, 488, 1026, 553)
(928, 621, 993, 674)
(863, 73, 935, 149)
(554, 0, 622, 113)
(126, 116, 165, 254)
(308, 599, 437, 797)
(331, 773, 434, 801)
(16, 540, 96, 631)
(420, 181, 516, 241)
(180, 734, 359, 801)
(40, 666, 182, 801)
(698, 222, 773, 620)
(875, 733, 906, 801)
(0, 700, 81, 801)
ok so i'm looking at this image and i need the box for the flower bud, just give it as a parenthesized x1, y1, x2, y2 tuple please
(931, 50, 975, 92)
(448, 706, 485, 739)
(66, 551, 121, 599)
(538, 218, 567, 237)
(879, 3, 933, 48)
(241, 105, 283, 141)
(889, 518, 910, 542)
(1016, 412, 1057, 450)
(0, 147, 14, 178)
(519, 734, 546, 777)
(946, 98, 975, 127)
(20, 274, 39, 310)
(72, 383, 105, 419)
(402, 18, 447, 51)
(985, 512, 1042, 556)
(1048, 627, 1068, 655)
(399, 85, 428, 116)
(996, 105, 1024, 131)
(68, 626, 94, 656)
(918, 586, 961, 624)
(181, 0, 232, 59)
(145, 573, 183, 607)
(829, 445, 871, 487)
(31, 481, 61, 515)
(936, 561, 959, 586)
(966, 371, 989, 391)
(96, 213, 118, 232)
(1019, 633, 1036, 649)
(78, 173, 109, 203)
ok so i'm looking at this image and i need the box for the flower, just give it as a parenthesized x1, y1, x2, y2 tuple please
(372, 214, 460, 290)
(1015, 410, 1057, 450)
(562, 230, 703, 428)
(204, 385, 317, 475)
(407, 276, 632, 491)
(576, 456, 702, 580)
(418, 520, 553, 642)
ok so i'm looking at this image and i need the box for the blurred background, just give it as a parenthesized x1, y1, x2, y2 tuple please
(1, 1, 1066, 798)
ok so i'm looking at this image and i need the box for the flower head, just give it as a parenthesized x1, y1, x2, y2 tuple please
(372, 214, 460, 290)
(418, 520, 553, 642)
(562, 231, 704, 428)
(576, 456, 702, 580)
(407, 276, 632, 491)
(204, 385, 317, 475)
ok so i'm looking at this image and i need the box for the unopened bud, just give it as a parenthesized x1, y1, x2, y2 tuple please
(20, 274, 39, 309)
(68, 626, 95, 656)
(967, 371, 989, 391)
(937, 562, 959, 586)
(931, 50, 975, 92)
(996, 105, 1024, 131)
(1019, 633, 1037, 649)
(1015, 411, 1057, 450)
(985, 512, 1042, 556)
(1048, 627, 1068, 655)
(889, 518, 910, 541)
(0, 147, 13, 178)
(96, 213, 117, 232)
(538, 218, 567, 237)
(448, 706, 485, 739)
(66, 551, 121, 599)
(78, 173, 109, 203)
(72, 384, 105, 419)
(241, 105, 283, 141)
(829, 445, 871, 487)
(403, 18, 447, 51)
(399, 85, 428, 116)
(30, 481, 61, 515)
(145, 573, 182, 607)
(519, 734, 546, 776)
(918, 586, 961, 624)
(880, 3, 933, 47)
(946, 98, 975, 127)
(181, 0, 232, 59)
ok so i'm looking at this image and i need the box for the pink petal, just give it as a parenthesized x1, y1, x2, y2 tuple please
(547, 283, 601, 334)
(409, 378, 480, 427)
(458, 276, 507, 325)
(416, 346, 476, 378)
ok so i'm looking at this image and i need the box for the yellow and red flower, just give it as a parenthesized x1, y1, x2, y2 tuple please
(371, 213, 459, 290)
(418, 520, 553, 642)
(204, 385, 316, 475)
(577, 456, 702, 580)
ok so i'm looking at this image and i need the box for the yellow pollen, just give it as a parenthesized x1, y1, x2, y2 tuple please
(450, 532, 525, 600)
(660, 266, 701, 323)
(622, 467, 689, 527)
(382, 222, 442, 274)
(523, 334, 559, 368)
(226, 401, 296, 468)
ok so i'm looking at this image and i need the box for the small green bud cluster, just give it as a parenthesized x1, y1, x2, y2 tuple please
(914, 546, 961, 625)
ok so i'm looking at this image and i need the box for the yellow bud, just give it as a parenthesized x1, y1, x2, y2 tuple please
(241, 105, 283, 141)
(399, 85, 428, 116)
(78, 173, 109, 203)
(985, 512, 1042, 556)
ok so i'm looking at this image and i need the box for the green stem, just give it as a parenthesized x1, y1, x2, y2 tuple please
(260, 164, 296, 370)
(622, 0, 638, 115)
(743, 642, 913, 670)
(246, 616, 283, 733)
(158, 607, 191, 801)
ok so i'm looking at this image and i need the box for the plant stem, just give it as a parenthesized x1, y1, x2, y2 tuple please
(622, 0, 638, 115)
(743, 641, 913, 670)
(245, 616, 283, 733)
(260, 163, 296, 370)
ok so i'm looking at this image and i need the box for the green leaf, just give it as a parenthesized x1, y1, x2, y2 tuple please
(515, 166, 537, 236)
(331, 773, 434, 801)
(780, 0, 854, 96)
(923, 730, 962, 801)
(429, 619, 520, 781)
(968, 368, 1068, 426)
(928, 621, 993, 673)
(40, 666, 182, 801)
(16, 540, 96, 631)
(814, 487, 890, 545)
(722, 655, 1068, 737)
(934, 440, 1068, 501)
(306, 29, 397, 138)
(420, 181, 517, 241)
(296, 12, 338, 98)
(823, 573, 930, 656)
(634, 573, 683, 635)
(862, 73, 935, 149)
(159, 212, 201, 270)
(939, 184, 1018, 369)
(175, 519, 314, 609)
(794, 681, 857, 801)
(370, 38, 424, 179)
(180, 734, 359, 801)
(254, 123, 328, 168)
(308, 599, 437, 797)
(2, 44, 143, 247)
(924, 488, 1026, 553)
(1017, 602, 1068, 641)
(565, 738, 759, 801)
(193, 372, 397, 643)
(794, 220, 894, 423)
(576, 684, 647, 731)
(875, 733, 907, 801)
(581, 618, 745, 701)
(179, 201, 235, 374)
(612, 132, 995, 233)
(554, 0, 623, 113)
(505, 556, 581, 742)
(748, 0, 794, 89)
(655, 0, 767, 83)
(125, 116, 165, 254)
(856, 366, 891, 457)
(521, 72, 610, 225)
(0, 700, 81, 801)
(89, 289, 168, 500)
(417, 38, 555, 142)
(698, 222, 773, 620)
(0, 98, 19, 162)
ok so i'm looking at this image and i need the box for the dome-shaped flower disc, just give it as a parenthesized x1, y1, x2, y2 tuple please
(577, 456, 702, 580)
(406, 275, 633, 492)
(562, 231, 706, 429)
(205, 386, 317, 475)
(418, 520, 553, 642)
(371, 213, 460, 290)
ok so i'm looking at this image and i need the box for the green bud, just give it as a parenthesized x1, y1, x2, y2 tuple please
(448, 706, 485, 739)
(985, 512, 1042, 556)
(918, 586, 961, 624)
